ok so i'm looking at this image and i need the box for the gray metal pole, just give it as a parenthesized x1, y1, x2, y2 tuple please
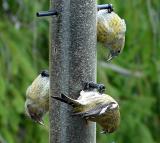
(49, 0, 97, 143)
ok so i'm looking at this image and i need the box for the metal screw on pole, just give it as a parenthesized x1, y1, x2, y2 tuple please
(97, 4, 113, 12)
(36, 10, 58, 17)
(49, 0, 96, 143)
(36, 4, 113, 17)
(97, 4, 113, 10)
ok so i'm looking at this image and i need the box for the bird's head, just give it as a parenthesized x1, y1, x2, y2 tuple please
(107, 36, 125, 62)
(25, 101, 45, 125)
(107, 49, 121, 61)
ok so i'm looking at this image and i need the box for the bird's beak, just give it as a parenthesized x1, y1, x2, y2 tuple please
(107, 51, 119, 62)
(38, 119, 44, 125)
(100, 130, 108, 134)
(106, 53, 113, 62)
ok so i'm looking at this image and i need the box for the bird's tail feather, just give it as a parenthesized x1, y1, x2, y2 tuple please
(51, 94, 80, 106)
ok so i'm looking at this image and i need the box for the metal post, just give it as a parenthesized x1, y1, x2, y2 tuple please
(49, 0, 96, 143)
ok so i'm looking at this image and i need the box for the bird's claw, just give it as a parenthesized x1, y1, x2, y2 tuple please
(82, 81, 105, 93)
(107, 4, 114, 13)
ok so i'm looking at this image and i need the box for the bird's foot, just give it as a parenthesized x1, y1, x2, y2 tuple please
(82, 81, 105, 93)
(107, 4, 114, 13)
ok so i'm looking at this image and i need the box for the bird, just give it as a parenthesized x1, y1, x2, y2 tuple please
(97, 9, 126, 61)
(25, 70, 49, 124)
(52, 82, 120, 133)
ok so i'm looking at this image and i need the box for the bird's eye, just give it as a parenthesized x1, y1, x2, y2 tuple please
(37, 109, 43, 117)
(38, 113, 42, 117)
(117, 50, 120, 53)
(27, 104, 30, 108)
(30, 113, 35, 118)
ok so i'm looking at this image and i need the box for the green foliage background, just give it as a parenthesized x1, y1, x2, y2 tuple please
(0, 0, 159, 143)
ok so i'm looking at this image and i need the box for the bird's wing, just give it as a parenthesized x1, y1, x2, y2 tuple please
(73, 102, 116, 118)
(118, 19, 126, 34)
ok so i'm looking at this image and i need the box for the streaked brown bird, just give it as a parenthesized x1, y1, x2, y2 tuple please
(97, 9, 126, 61)
(52, 83, 120, 133)
(25, 70, 49, 124)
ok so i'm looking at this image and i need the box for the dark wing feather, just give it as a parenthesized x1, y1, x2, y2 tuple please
(51, 94, 81, 106)
(72, 102, 114, 118)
